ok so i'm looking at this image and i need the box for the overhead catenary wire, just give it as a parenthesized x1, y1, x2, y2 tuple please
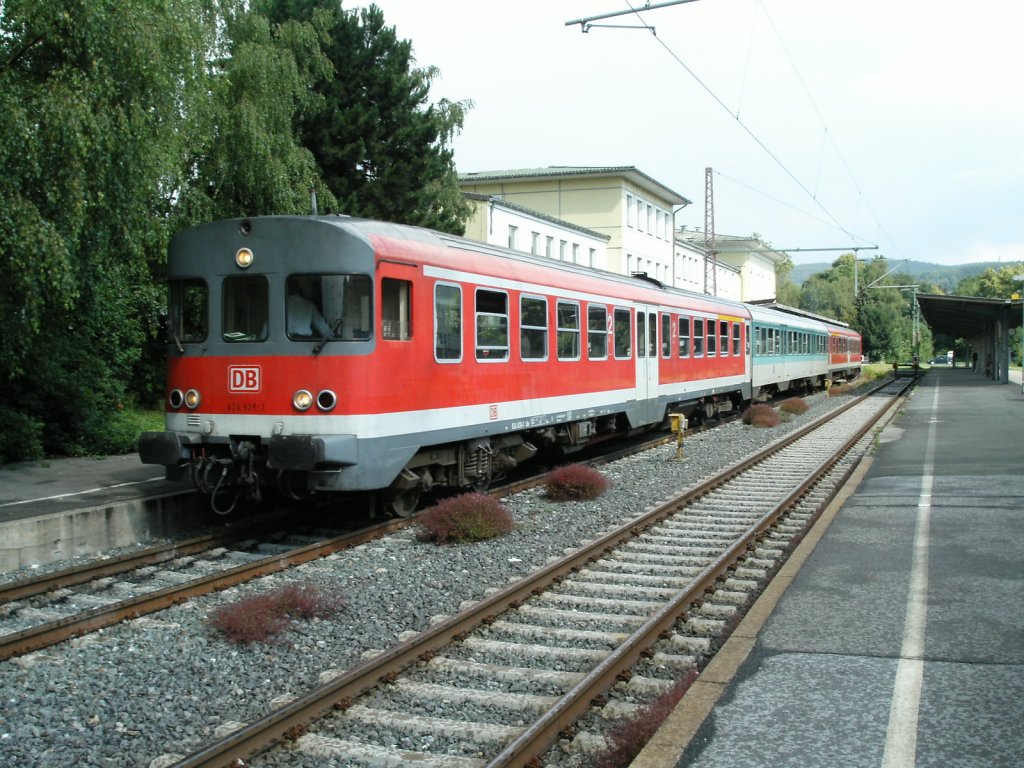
(577, 1, 891, 254)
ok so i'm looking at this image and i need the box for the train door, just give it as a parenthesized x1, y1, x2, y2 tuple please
(635, 306, 659, 422)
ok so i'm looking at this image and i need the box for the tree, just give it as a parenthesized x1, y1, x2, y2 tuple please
(258, 0, 473, 234)
(0, 0, 222, 459)
(172, 5, 336, 226)
(774, 254, 802, 306)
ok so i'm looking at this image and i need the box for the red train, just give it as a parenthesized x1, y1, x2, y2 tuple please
(139, 215, 861, 515)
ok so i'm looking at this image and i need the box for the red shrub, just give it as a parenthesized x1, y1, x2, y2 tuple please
(208, 583, 344, 644)
(778, 397, 809, 415)
(742, 403, 779, 428)
(417, 492, 515, 544)
(595, 673, 697, 768)
(544, 463, 610, 501)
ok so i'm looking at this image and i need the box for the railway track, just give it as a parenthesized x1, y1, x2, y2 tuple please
(0, 404, 717, 664)
(160, 377, 909, 768)
(0, 517, 407, 662)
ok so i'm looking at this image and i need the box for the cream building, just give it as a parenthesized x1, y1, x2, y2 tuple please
(458, 167, 782, 303)
(461, 193, 609, 268)
(459, 166, 689, 287)
(676, 230, 783, 302)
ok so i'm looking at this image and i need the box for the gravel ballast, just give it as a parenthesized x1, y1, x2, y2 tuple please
(0, 390, 860, 767)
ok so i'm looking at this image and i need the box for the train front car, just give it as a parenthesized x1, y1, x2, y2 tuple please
(140, 216, 395, 514)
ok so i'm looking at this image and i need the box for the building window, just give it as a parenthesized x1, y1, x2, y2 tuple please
(589, 248, 596, 267)
(546, 236, 554, 258)
(626, 194, 634, 227)
(572, 244, 580, 263)
(508, 225, 518, 250)
(559, 240, 567, 261)
(531, 232, 540, 255)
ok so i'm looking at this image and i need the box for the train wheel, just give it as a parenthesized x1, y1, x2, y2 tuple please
(386, 488, 421, 518)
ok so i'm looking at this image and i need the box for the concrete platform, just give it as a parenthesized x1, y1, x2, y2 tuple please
(0, 454, 203, 572)
(633, 366, 1024, 768)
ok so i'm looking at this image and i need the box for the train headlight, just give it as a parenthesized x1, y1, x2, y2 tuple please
(293, 389, 313, 411)
(168, 389, 184, 409)
(184, 389, 201, 410)
(316, 389, 337, 411)
(235, 247, 254, 269)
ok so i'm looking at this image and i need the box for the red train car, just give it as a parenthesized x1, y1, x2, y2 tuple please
(140, 215, 848, 515)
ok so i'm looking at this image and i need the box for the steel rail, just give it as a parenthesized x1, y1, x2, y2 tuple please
(169, 378, 907, 768)
(488, 384, 905, 766)
(0, 514, 296, 605)
(0, 516, 408, 661)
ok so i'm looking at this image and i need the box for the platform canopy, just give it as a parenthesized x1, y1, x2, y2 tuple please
(917, 293, 1022, 338)
(917, 292, 1022, 383)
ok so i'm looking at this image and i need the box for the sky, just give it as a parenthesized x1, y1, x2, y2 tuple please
(353, 0, 1023, 267)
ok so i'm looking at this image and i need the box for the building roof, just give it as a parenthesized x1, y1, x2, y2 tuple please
(462, 192, 610, 241)
(459, 166, 691, 207)
(676, 229, 790, 264)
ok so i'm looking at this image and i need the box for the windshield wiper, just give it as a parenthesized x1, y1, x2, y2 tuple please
(311, 317, 343, 356)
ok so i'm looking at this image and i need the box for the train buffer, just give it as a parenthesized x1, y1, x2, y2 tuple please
(892, 360, 921, 378)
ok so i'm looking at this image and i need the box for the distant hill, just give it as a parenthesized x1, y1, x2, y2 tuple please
(790, 260, 1011, 293)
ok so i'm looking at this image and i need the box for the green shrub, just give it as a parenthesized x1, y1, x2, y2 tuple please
(0, 407, 44, 464)
(417, 492, 515, 543)
(544, 463, 610, 501)
(208, 583, 344, 644)
(778, 397, 809, 415)
(742, 404, 779, 428)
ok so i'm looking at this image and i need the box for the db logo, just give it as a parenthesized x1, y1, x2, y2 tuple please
(228, 366, 261, 393)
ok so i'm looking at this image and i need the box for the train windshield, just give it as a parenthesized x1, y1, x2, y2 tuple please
(168, 279, 208, 344)
(287, 274, 372, 342)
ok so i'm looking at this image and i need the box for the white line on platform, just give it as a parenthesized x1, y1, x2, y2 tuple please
(881, 381, 939, 767)
(0, 476, 166, 508)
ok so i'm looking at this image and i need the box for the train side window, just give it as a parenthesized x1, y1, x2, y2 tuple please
(588, 305, 608, 359)
(557, 300, 581, 360)
(520, 295, 548, 361)
(613, 307, 631, 358)
(661, 313, 672, 358)
(223, 275, 268, 342)
(693, 318, 705, 357)
(381, 278, 411, 340)
(434, 283, 462, 362)
(732, 323, 741, 356)
(678, 316, 690, 358)
(169, 278, 208, 343)
(706, 319, 717, 356)
(636, 312, 646, 358)
(475, 288, 509, 361)
(718, 320, 728, 357)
